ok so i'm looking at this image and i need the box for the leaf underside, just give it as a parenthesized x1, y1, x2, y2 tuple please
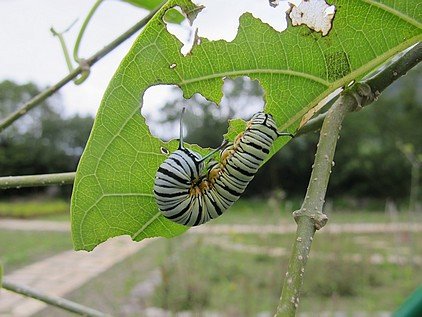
(71, 0, 421, 251)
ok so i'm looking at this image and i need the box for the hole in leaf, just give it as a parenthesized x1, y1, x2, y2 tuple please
(164, 6, 197, 56)
(288, 0, 336, 36)
(141, 77, 265, 148)
(164, 1, 296, 55)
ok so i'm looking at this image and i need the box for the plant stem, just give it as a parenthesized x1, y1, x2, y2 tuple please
(71, 0, 105, 85)
(2, 279, 111, 317)
(50, 27, 75, 75)
(0, 172, 75, 189)
(275, 91, 357, 317)
(364, 42, 422, 101)
(51, 22, 91, 86)
(275, 43, 422, 317)
(73, 0, 105, 63)
(0, 3, 163, 134)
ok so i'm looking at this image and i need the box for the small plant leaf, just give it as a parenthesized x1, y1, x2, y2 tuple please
(122, 0, 185, 23)
(71, 0, 421, 251)
(122, 0, 163, 10)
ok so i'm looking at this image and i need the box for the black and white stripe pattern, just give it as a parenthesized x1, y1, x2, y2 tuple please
(154, 111, 290, 226)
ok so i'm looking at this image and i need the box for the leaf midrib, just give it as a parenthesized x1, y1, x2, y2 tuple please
(179, 69, 330, 87)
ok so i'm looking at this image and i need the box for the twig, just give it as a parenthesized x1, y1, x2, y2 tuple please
(0, 172, 75, 189)
(0, 3, 163, 134)
(51, 21, 90, 85)
(275, 89, 357, 317)
(364, 42, 422, 102)
(2, 279, 111, 317)
(67, 0, 105, 85)
(73, 0, 105, 63)
(274, 43, 422, 317)
(50, 22, 77, 74)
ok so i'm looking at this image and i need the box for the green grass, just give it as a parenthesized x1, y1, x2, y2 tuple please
(228, 231, 422, 257)
(0, 230, 73, 273)
(150, 238, 287, 315)
(0, 199, 69, 218)
(37, 212, 70, 221)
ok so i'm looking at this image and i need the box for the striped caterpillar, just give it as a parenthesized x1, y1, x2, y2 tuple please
(153, 109, 292, 226)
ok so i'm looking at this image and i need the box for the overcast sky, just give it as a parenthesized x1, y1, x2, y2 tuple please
(0, 0, 149, 117)
(0, 0, 294, 118)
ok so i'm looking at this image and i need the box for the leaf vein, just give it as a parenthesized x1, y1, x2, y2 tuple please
(361, 0, 422, 28)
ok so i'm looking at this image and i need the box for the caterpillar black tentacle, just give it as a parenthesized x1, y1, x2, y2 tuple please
(154, 109, 291, 226)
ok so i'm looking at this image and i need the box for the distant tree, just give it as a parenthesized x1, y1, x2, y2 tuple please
(331, 66, 422, 198)
(0, 80, 94, 196)
(0, 80, 61, 139)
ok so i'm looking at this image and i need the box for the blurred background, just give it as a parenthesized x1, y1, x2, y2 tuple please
(0, 1, 421, 316)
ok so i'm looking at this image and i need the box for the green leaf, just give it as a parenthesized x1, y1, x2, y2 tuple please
(122, 0, 162, 10)
(162, 7, 185, 24)
(71, 0, 421, 251)
(123, 0, 185, 24)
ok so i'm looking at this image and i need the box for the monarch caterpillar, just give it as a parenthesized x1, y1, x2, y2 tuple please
(154, 109, 292, 226)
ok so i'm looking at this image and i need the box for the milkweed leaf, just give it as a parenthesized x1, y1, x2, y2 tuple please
(71, 0, 421, 251)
